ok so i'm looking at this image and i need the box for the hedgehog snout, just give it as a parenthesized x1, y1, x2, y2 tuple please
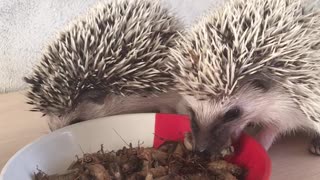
(47, 115, 72, 131)
(193, 125, 233, 156)
(46, 110, 82, 131)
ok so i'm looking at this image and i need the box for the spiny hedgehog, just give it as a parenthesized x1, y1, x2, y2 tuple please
(24, 0, 183, 131)
(168, 0, 320, 155)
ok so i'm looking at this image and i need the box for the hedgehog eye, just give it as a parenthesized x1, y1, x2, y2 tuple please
(191, 119, 200, 133)
(223, 106, 241, 122)
(70, 118, 83, 125)
(188, 108, 199, 132)
(251, 79, 270, 92)
(79, 90, 106, 105)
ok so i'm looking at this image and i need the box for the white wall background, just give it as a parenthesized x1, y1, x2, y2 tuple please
(0, 0, 224, 93)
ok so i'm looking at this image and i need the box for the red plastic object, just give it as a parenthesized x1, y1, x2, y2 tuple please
(153, 113, 191, 149)
(226, 133, 271, 180)
(153, 113, 271, 180)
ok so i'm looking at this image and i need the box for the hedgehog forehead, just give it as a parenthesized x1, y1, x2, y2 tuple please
(183, 79, 263, 109)
(172, 30, 245, 97)
(184, 94, 238, 125)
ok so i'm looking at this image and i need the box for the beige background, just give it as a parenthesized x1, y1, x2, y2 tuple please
(1, 92, 320, 179)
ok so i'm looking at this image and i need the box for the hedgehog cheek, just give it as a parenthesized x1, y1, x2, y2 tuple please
(231, 127, 244, 142)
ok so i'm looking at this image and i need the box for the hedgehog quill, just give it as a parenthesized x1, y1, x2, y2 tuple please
(24, 0, 184, 130)
(169, 0, 320, 155)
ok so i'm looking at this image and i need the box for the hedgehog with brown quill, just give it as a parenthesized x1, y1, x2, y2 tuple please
(169, 0, 320, 155)
(24, 0, 182, 131)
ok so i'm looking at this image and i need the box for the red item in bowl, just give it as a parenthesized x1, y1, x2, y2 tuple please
(226, 133, 271, 180)
(153, 113, 271, 180)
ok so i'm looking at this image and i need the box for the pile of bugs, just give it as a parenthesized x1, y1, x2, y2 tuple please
(34, 133, 245, 180)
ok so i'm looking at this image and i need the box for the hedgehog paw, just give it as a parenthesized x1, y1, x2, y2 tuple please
(309, 136, 320, 155)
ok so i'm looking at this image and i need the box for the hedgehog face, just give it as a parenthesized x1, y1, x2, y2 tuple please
(46, 101, 105, 131)
(184, 96, 245, 154)
(46, 94, 132, 130)
(44, 90, 109, 130)
(183, 78, 278, 154)
(46, 92, 182, 131)
(47, 114, 79, 131)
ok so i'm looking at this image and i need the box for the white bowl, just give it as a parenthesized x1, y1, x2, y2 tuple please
(0, 113, 157, 180)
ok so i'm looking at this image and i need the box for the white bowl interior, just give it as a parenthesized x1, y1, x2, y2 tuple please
(0, 113, 156, 180)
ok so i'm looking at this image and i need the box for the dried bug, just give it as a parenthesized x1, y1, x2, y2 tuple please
(34, 133, 245, 180)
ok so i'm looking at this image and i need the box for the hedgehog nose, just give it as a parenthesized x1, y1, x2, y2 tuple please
(196, 142, 208, 153)
(198, 146, 207, 153)
(196, 147, 211, 157)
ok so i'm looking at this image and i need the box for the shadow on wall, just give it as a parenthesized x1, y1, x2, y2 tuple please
(0, 0, 223, 93)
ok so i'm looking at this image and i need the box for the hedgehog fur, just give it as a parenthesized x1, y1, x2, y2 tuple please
(25, 0, 182, 130)
(168, 0, 320, 153)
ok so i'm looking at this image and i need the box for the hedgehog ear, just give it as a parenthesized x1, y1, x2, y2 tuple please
(250, 78, 271, 92)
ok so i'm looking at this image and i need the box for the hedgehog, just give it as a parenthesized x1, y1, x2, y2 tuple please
(24, 0, 183, 131)
(168, 0, 320, 155)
